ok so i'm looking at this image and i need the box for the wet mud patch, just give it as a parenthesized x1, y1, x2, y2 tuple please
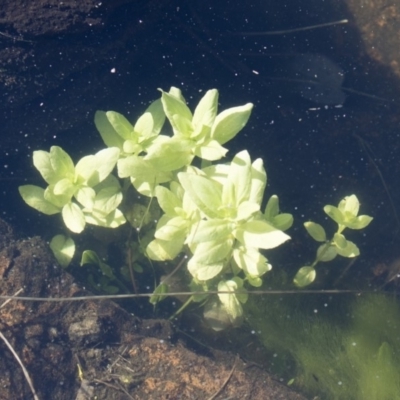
(0, 219, 306, 399)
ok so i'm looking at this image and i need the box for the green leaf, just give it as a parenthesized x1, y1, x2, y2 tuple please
(49, 146, 75, 181)
(223, 150, 252, 208)
(188, 219, 234, 244)
(53, 178, 75, 198)
(233, 246, 271, 277)
(149, 283, 169, 305)
(146, 237, 185, 261)
(317, 243, 337, 262)
(160, 88, 193, 134)
(178, 172, 222, 219)
(333, 232, 347, 249)
(211, 103, 253, 145)
(80, 250, 115, 278)
(191, 239, 233, 265)
(235, 220, 290, 249)
(145, 138, 193, 171)
(85, 208, 126, 228)
(187, 257, 224, 281)
(80, 249, 101, 266)
(49, 234, 75, 268)
(264, 195, 279, 221)
(94, 111, 125, 149)
(338, 194, 359, 216)
(105, 111, 135, 141)
(236, 201, 260, 222)
(324, 205, 345, 225)
(154, 216, 187, 241)
(345, 214, 373, 230)
(192, 89, 218, 129)
(335, 240, 360, 258)
(155, 185, 181, 215)
(217, 280, 244, 322)
(62, 202, 85, 233)
(272, 213, 293, 231)
(134, 99, 165, 139)
(75, 186, 96, 209)
(193, 139, 228, 161)
(249, 158, 267, 205)
(118, 155, 172, 196)
(19, 185, 61, 215)
(75, 147, 120, 187)
(304, 221, 326, 242)
(294, 266, 316, 287)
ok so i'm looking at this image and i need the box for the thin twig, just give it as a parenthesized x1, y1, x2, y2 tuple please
(0, 287, 39, 400)
(207, 355, 239, 400)
(0, 331, 39, 400)
(0, 288, 362, 303)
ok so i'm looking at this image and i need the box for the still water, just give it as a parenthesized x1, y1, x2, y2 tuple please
(2, 1, 400, 399)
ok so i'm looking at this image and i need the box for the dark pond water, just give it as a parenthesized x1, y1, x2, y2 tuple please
(2, 1, 400, 399)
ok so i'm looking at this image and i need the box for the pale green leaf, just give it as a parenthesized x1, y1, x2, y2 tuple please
(94, 111, 125, 149)
(333, 232, 347, 249)
(304, 221, 326, 242)
(317, 243, 337, 262)
(50, 234, 75, 268)
(249, 158, 266, 205)
(345, 215, 373, 230)
(264, 195, 279, 221)
(134, 99, 165, 138)
(155, 185, 181, 215)
(92, 187, 123, 215)
(49, 146, 75, 181)
(62, 202, 85, 233)
(32, 150, 56, 184)
(193, 139, 228, 161)
(211, 103, 253, 145)
(338, 194, 359, 216)
(294, 266, 316, 287)
(75, 147, 119, 187)
(335, 240, 360, 258)
(235, 220, 290, 249)
(146, 237, 185, 261)
(154, 216, 187, 241)
(236, 201, 260, 222)
(75, 186, 95, 209)
(178, 172, 222, 219)
(187, 219, 234, 244)
(44, 185, 71, 208)
(233, 246, 271, 277)
(272, 213, 293, 231)
(105, 111, 134, 140)
(324, 205, 345, 225)
(149, 283, 169, 305)
(217, 280, 243, 322)
(192, 89, 218, 129)
(19, 185, 61, 215)
(53, 178, 75, 198)
(145, 138, 193, 171)
(85, 208, 126, 228)
(160, 88, 193, 134)
(191, 239, 233, 265)
(187, 257, 223, 281)
(223, 150, 251, 208)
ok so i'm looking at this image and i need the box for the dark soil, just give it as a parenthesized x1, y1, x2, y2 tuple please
(0, 218, 307, 399)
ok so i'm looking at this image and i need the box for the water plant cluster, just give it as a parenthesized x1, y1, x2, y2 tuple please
(19, 87, 371, 326)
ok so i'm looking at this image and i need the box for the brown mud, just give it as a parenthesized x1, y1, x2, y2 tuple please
(0, 218, 306, 399)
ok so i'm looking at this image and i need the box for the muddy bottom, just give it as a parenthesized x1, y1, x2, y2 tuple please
(0, 218, 306, 400)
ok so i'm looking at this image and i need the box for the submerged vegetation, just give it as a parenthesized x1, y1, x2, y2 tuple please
(18, 87, 392, 399)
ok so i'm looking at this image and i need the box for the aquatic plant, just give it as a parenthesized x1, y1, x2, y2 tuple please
(18, 87, 371, 326)
(294, 194, 373, 287)
(245, 292, 400, 400)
